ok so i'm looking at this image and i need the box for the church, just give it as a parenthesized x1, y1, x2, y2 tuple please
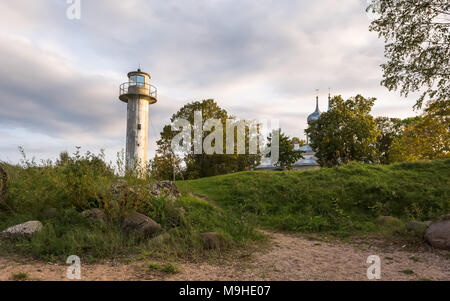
(255, 92, 331, 171)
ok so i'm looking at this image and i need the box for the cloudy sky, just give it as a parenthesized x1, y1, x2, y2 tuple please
(0, 0, 421, 164)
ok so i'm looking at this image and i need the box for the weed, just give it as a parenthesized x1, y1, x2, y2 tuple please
(147, 261, 180, 274)
(11, 272, 30, 281)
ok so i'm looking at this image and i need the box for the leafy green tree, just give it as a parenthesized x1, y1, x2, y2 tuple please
(306, 95, 380, 167)
(375, 117, 402, 164)
(389, 100, 450, 162)
(375, 116, 426, 164)
(367, 0, 450, 111)
(266, 130, 304, 170)
(151, 99, 261, 180)
(292, 137, 306, 147)
(149, 125, 183, 181)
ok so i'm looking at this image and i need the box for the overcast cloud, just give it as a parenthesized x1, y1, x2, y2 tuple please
(0, 0, 420, 163)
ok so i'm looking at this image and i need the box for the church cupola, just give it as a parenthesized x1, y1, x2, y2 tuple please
(307, 94, 321, 123)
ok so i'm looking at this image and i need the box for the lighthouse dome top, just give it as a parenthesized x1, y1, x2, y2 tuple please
(127, 69, 151, 79)
(119, 68, 157, 104)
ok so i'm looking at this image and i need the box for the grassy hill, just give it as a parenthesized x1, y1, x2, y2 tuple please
(178, 159, 450, 236)
(0, 158, 448, 261)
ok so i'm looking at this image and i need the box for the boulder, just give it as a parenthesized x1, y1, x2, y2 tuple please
(81, 208, 107, 223)
(201, 232, 224, 250)
(425, 219, 450, 250)
(1, 221, 43, 238)
(122, 211, 161, 238)
(376, 216, 401, 225)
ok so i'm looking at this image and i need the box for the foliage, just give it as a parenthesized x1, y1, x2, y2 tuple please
(306, 95, 380, 167)
(151, 99, 261, 180)
(266, 130, 304, 170)
(146, 261, 180, 274)
(389, 100, 450, 162)
(367, 0, 450, 110)
(181, 159, 450, 236)
(375, 117, 402, 164)
(0, 149, 262, 261)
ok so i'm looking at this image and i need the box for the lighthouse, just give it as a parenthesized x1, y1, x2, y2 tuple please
(119, 69, 157, 174)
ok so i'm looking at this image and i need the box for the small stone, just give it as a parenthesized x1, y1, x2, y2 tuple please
(1, 221, 43, 238)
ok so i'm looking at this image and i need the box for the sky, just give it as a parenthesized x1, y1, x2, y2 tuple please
(0, 0, 421, 164)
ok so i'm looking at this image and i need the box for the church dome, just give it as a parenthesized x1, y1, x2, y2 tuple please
(307, 96, 321, 123)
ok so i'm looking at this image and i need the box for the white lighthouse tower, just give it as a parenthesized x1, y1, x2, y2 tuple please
(119, 69, 157, 174)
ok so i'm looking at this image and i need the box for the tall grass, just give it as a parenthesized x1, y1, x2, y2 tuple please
(0, 149, 262, 261)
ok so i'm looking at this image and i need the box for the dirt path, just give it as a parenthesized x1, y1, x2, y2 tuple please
(1, 232, 449, 281)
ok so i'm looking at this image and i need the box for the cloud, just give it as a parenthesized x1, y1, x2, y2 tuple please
(0, 0, 419, 163)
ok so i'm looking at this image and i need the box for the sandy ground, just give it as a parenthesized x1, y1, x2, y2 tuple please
(0, 231, 449, 281)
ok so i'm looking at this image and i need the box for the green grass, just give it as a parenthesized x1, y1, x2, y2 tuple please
(1, 154, 448, 262)
(11, 272, 30, 281)
(401, 269, 415, 275)
(177, 159, 450, 237)
(147, 261, 180, 274)
(0, 151, 263, 262)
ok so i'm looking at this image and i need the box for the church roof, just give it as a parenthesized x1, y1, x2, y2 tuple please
(307, 96, 321, 123)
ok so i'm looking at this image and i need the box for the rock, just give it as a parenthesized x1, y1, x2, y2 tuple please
(425, 219, 450, 250)
(81, 208, 107, 223)
(407, 221, 428, 236)
(148, 181, 182, 201)
(376, 216, 401, 225)
(122, 211, 161, 238)
(1, 221, 43, 238)
(41, 208, 58, 219)
(111, 180, 181, 202)
(201, 232, 224, 250)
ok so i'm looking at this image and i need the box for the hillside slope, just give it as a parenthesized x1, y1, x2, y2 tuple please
(178, 160, 450, 235)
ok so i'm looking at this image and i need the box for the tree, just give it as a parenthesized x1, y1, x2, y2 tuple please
(149, 125, 183, 181)
(292, 137, 307, 147)
(389, 100, 450, 162)
(151, 99, 261, 180)
(375, 116, 425, 164)
(306, 95, 380, 167)
(367, 0, 450, 111)
(375, 117, 402, 164)
(266, 130, 304, 170)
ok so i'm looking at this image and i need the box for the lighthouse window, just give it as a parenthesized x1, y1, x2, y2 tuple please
(130, 75, 145, 87)
(138, 124, 142, 130)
